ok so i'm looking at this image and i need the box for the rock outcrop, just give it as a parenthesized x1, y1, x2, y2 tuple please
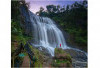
(64, 49, 87, 67)
(20, 5, 33, 37)
(52, 48, 72, 67)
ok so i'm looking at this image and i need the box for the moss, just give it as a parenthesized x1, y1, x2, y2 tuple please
(53, 48, 72, 67)
(34, 60, 43, 67)
(52, 59, 72, 67)
(55, 48, 66, 55)
(28, 44, 44, 67)
(66, 61, 71, 67)
(56, 59, 67, 63)
(52, 61, 59, 67)
(67, 54, 72, 61)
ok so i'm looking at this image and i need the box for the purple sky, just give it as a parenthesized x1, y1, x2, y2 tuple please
(25, 0, 83, 13)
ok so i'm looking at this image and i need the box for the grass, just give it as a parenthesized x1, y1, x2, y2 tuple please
(55, 48, 66, 54)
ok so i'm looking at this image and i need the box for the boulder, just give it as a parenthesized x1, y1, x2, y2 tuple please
(52, 48, 72, 67)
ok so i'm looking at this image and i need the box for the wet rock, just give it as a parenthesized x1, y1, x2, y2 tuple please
(64, 49, 87, 67)
(35, 46, 52, 57)
(52, 48, 72, 67)
(64, 49, 87, 62)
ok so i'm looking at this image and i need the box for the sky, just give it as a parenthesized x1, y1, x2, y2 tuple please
(25, 0, 83, 13)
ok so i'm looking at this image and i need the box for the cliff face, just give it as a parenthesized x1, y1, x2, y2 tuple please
(20, 5, 33, 37)
(11, 1, 33, 38)
(11, 1, 34, 67)
(11, 1, 33, 55)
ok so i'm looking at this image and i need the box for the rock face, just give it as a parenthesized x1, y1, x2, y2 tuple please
(65, 49, 87, 62)
(52, 48, 72, 67)
(64, 49, 87, 67)
(20, 5, 33, 37)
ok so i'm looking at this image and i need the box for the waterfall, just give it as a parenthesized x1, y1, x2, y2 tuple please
(29, 11, 70, 56)
(29, 11, 87, 57)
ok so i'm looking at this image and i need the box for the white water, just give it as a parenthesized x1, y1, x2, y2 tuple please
(29, 11, 87, 56)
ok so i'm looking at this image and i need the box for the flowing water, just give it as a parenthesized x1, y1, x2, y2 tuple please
(29, 11, 87, 56)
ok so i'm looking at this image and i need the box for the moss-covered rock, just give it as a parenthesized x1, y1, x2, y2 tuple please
(52, 48, 72, 67)
(29, 45, 44, 67)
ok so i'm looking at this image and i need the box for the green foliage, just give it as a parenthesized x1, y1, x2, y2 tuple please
(11, 0, 29, 20)
(54, 48, 72, 60)
(56, 59, 70, 64)
(55, 48, 66, 54)
(53, 48, 72, 67)
(11, 0, 32, 44)
(29, 45, 44, 67)
(52, 57, 72, 67)
(36, 0, 87, 47)
(11, 20, 30, 43)
(46, 5, 57, 13)
(11, 1, 33, 67)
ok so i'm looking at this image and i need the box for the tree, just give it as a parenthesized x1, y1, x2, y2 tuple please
(57, 5, 60, 13)
(46, 5, 57, 13)
(36, 0, 87, 51)
(40, 7, 44, 12)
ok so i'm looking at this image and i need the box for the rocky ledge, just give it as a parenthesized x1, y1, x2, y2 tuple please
(64, 49, 87, 67)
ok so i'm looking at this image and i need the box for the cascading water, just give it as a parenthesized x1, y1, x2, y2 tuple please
(29, 11, 87, 57)
(29, 11, 70, 56)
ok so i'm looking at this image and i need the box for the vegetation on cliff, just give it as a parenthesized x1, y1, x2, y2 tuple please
(36, 0, 87, 51)
(11, 0, 32, 53)
(11, 0, 50, 67)
(11, 0, 33, 67)
(11, 0, 86, 67)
